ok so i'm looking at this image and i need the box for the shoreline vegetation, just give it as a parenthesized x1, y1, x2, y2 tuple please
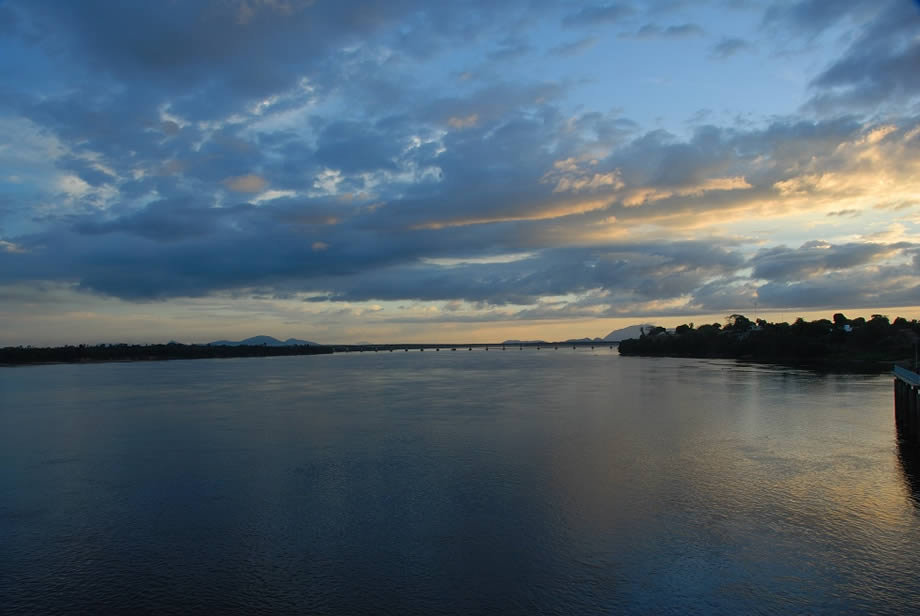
(3, 313, 918, 372)
(617, 313, 919, 372)
(0, 343, 333, 367)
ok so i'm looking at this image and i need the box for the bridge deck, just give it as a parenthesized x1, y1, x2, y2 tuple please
(329, 341, 618, 352)
(895, 365, 920, 386)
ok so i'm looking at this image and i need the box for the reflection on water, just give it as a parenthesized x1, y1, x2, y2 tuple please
(0, 352, 917, 615)
(897, 424, 920, 507)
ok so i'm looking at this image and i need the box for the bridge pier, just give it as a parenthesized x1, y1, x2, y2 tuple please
(895, 366, 920, 442)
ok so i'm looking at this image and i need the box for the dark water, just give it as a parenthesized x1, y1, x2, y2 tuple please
(2, 350, 918, 614)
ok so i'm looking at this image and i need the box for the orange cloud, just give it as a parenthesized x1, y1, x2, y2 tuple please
(447, 114, 479, 129)
(224, 173, 268, 193)
(411, 197, 612, 229)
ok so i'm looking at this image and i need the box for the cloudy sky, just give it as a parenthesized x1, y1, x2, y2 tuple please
(1, 0, 919, 345)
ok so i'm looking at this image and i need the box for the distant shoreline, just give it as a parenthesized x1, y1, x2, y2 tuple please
(0, 343, 333, 367)
(1, 341, 620, 367)
(3, 334, 909, 374)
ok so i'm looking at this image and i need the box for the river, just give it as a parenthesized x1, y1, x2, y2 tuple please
(1, 349, 917, 614)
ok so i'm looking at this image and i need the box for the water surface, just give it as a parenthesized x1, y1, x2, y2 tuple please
(1, 350, 917, 614)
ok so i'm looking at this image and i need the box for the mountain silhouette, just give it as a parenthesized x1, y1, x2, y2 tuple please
(208, 335, 319, 346)
(602, 324, 658, 341)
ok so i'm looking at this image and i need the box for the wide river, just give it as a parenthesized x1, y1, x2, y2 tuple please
(2, 349, 919, 614)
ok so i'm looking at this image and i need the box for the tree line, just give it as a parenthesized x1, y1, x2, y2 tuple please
(0, 343, 333, 366)
(617, 313, 919, 370)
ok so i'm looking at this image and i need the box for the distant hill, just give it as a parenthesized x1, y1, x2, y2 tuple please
(566, 337, 604, 343)
(208, 335, 319, 346)
(602, 324, 658, 342)
(502, 339, 546, 344)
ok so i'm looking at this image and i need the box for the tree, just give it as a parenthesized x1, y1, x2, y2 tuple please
(726, 314, 752, 331)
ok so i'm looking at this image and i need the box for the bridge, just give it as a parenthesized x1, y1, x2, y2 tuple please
(327, 340, 619, 353)
(895, 365, 920, 441)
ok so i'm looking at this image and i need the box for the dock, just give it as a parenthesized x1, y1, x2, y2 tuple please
(895, 365, 920, 441)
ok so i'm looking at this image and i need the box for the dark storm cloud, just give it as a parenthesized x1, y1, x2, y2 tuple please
(606, 126, 732, 187)
(593, 121, 762, 199)
(4, 0, 564, 129)
(314, 121, 406, 173)
(687, 276, 757, 313)
(2, 167, 751, 305)
(305, 241, 744, 305)
(696, 243, 920, 313)
(750, 241, 910, 282)
(807, 1, 920, 112)
(730, 116, 863, 167)
(5, 221, 405, 301)
(756, 268, 920, 310)
(72, 197, 246, 242)
(22, 90, 161, 159)
(15, 1, 417, 113)
(760, 0, 920, 113)
(5, 108, 901, 308)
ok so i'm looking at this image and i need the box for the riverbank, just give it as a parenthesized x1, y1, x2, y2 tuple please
(617, 313, 918, 373)
(0, 343, 333, 366)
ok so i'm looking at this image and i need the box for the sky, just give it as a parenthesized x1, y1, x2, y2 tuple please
(0, 0, 919, 345)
